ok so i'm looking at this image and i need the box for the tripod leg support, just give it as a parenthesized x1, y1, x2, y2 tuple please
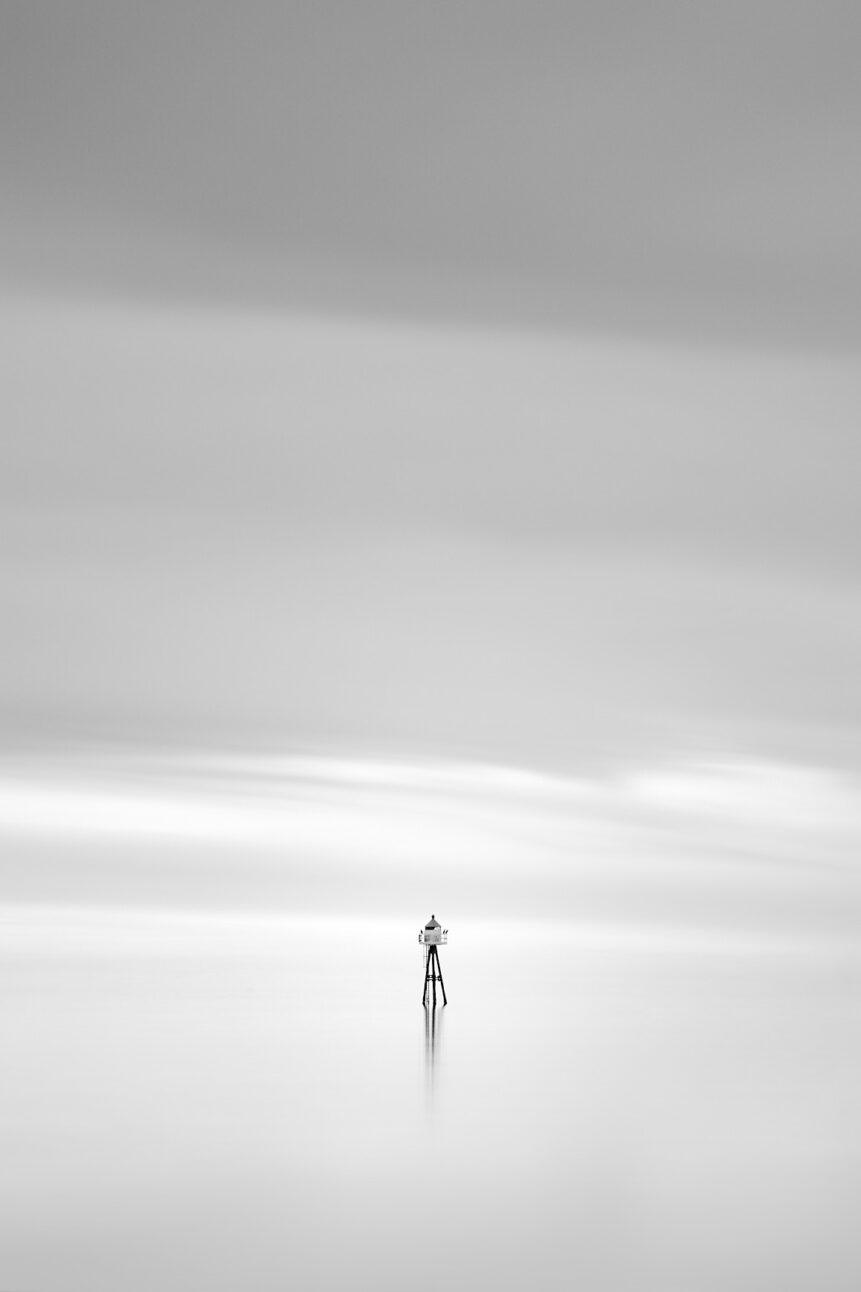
(421, 944, 448, 1007)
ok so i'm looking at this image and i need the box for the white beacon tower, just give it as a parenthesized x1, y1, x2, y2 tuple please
(418, 914, 448, 1007)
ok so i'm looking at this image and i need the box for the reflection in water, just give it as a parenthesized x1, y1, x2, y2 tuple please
(6, 915, 858, 1292)
(424, 1003, 443, 1102)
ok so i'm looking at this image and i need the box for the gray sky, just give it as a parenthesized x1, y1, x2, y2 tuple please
(3, 299, 859, 768)
(1, 3, 859, 818)
(2, 2, 860, 344)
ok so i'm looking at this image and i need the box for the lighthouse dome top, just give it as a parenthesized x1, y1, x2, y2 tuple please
(425, 915, 440, 930)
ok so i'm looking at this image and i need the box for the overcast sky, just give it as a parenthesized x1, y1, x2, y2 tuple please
(3, 2, 861, 345)
(1, 4, 860, 920)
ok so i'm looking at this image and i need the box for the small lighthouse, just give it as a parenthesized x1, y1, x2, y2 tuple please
(418, 914, 448, 1007)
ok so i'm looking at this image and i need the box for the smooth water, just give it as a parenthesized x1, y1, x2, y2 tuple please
(3, 908, 859, 1291)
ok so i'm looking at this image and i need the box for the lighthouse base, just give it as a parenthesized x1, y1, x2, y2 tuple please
(422, 944, 447, 1007)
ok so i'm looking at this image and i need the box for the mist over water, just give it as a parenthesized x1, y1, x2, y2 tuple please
(3, 904, 859, 1292)
(2, 747, 860, 1291)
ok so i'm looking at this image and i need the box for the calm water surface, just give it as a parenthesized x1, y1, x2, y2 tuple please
(3, 909, 859, 1290)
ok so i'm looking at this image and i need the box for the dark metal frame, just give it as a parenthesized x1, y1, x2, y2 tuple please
(422, 943, 447, 1007)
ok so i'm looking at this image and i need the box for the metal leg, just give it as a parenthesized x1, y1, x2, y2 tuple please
(436, 950, 448, 1006)
(422, 941, 448, 1007)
